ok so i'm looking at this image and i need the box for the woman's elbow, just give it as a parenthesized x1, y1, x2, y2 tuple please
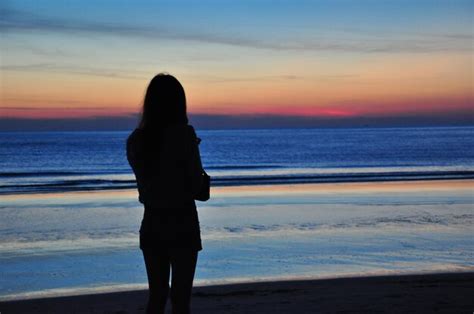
(190, 173, 204, 197)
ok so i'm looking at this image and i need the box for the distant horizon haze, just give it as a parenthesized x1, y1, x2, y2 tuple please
(0, 112, 473, 131)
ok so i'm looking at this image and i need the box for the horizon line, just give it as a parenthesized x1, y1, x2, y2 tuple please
(0, 113, 473, 132)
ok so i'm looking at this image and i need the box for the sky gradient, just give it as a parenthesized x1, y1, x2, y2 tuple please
(1, 0, 473, 129)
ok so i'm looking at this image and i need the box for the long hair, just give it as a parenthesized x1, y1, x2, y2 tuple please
(139, 73, 188, 177)
(139, 73, 188, 129)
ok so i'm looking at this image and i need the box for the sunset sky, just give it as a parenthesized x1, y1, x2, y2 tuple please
(1, 0, 473, 129)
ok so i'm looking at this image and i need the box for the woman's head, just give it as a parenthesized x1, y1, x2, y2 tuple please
(139, 73, 188, 129)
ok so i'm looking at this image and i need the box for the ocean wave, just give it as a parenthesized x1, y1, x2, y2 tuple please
(1, 169, 473, 194)
(0, 170, 128, 178)
(207, 165, 283, 170)
(0, 165, 280, 178)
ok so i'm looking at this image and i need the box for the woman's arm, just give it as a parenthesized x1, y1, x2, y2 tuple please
(127, 131, 146, 204)
(187, 126, 204, 198)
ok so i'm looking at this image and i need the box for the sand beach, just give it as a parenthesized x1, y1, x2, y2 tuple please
(1, 272, 473, 313)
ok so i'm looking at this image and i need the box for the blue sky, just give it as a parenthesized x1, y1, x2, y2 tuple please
(1, 0, 472, 129)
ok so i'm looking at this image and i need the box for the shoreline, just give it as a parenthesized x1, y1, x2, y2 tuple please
(1, 178, 472, 305)
(1, 177, 473, 199)
(2, 171, 473, 196)
(3, 268, 474, 302)
(1, 272, 473, 313)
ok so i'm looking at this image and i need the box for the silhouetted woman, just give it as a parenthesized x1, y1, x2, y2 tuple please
(127, 74, 204, 314)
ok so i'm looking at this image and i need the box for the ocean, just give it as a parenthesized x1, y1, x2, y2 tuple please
(1, 127, 474, 194)
(0, 126, 473, 300)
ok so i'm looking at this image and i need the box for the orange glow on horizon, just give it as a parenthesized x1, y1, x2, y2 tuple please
(1, 52, 472, 120)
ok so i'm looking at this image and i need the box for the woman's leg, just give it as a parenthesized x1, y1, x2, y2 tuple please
(169, 250, 198, 314)
(142, 249, 171, 314)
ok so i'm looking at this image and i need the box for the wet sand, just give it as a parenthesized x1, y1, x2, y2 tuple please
(1, 272, 473, 313)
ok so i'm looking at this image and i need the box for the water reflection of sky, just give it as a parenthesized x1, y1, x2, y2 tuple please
(0, 180, 473, 300)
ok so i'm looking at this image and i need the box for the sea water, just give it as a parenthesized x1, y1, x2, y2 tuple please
(1, 127, 473, 194)
(0, 127, 473, 300)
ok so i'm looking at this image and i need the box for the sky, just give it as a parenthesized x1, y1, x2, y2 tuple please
(1, 0, 473, 130)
